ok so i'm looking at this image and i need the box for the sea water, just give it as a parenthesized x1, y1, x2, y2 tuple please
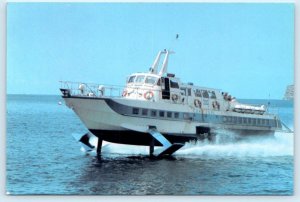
(6, 95, 294, 195)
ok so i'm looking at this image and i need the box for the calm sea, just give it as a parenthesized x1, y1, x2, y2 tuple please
(6, 95, 294, 195)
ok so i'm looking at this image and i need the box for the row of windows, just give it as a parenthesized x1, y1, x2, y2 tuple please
(132, 108, 180, 119)
(132, 107, 272, 126)
(127, 75, 159, 85)
(194, 89, 216, 99)
(180, 88, 192, 96)
(223, 116, 271, 126)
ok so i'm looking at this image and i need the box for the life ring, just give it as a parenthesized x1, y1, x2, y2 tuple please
(194, 99, 201, 108)
(122, 90, 127, 97)
(144, 91, 154, 100)
(171, 94, 179, 102)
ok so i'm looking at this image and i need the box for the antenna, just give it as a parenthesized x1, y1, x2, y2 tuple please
(267, 93, 271, 112)
(169, 34, 179, 51)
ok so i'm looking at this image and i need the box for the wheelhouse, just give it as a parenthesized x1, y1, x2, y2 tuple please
(126, 73, 160, 86)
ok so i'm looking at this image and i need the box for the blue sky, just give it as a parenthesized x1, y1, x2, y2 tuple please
(7, 3, 294, 99)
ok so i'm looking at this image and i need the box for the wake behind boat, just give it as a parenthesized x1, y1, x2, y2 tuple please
(60, 49, 286, 157)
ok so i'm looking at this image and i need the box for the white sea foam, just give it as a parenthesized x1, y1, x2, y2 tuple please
(84, 131, 293, 158)
(176, 131, 294, 158)
(89, 136, 148, 155)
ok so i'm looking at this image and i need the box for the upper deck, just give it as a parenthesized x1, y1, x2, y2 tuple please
(60, 49, 267, 116)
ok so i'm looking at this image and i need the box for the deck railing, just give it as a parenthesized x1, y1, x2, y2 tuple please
(59, 81, 162, 99)
(59, 81, 128, 97)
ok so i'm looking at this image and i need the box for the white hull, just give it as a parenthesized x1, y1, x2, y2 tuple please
(64, 96, 280, 138)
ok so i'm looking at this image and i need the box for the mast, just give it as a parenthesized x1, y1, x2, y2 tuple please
(158, 50, 174, 76)
(149, 51, 162, 74)
(149, 49, 175, 76)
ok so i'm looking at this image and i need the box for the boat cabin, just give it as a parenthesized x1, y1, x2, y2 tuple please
(121, 50, 224, 110)
(122, 71, 224, 110)
(121, 49, 265, 114)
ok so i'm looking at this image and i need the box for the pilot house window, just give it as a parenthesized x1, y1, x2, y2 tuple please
(128, 76, 136, 83)
(135, 75, 145, 83)
(145, 76, 157, 85)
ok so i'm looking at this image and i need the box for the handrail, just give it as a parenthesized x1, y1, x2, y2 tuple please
(59, 81, 162, 98)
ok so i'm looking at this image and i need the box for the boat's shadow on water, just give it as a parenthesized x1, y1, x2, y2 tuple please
(91, 154, 178, 166)
(69, 153, 191, 195)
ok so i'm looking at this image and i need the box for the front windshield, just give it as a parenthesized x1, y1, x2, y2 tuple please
(145, 76, 157, 85)
(135, 75, 145, 83)
(128, 76, 136, 83)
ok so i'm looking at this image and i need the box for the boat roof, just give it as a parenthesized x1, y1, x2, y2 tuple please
(128, 72, 160, 78)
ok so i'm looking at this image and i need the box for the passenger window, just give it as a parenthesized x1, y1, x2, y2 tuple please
(233, 117, 237, 123)
(167, 112, 172, 118)
(159, 111, 165, 117)
(238, 117, 242, 124)
(210, 91, 216, 99)
(201, 90, 209, 98)
(194, 89, 202, 97)
(180, 88, 186, 96)
(132, 108, 139, 115)
(183, 113, 190, 119)
(151, 110, 157, 117)
(187, 88, 192, 96)
(174, 112, 179, 118)
(142, 109, 148, 116)
(170, 80, 179, 88)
